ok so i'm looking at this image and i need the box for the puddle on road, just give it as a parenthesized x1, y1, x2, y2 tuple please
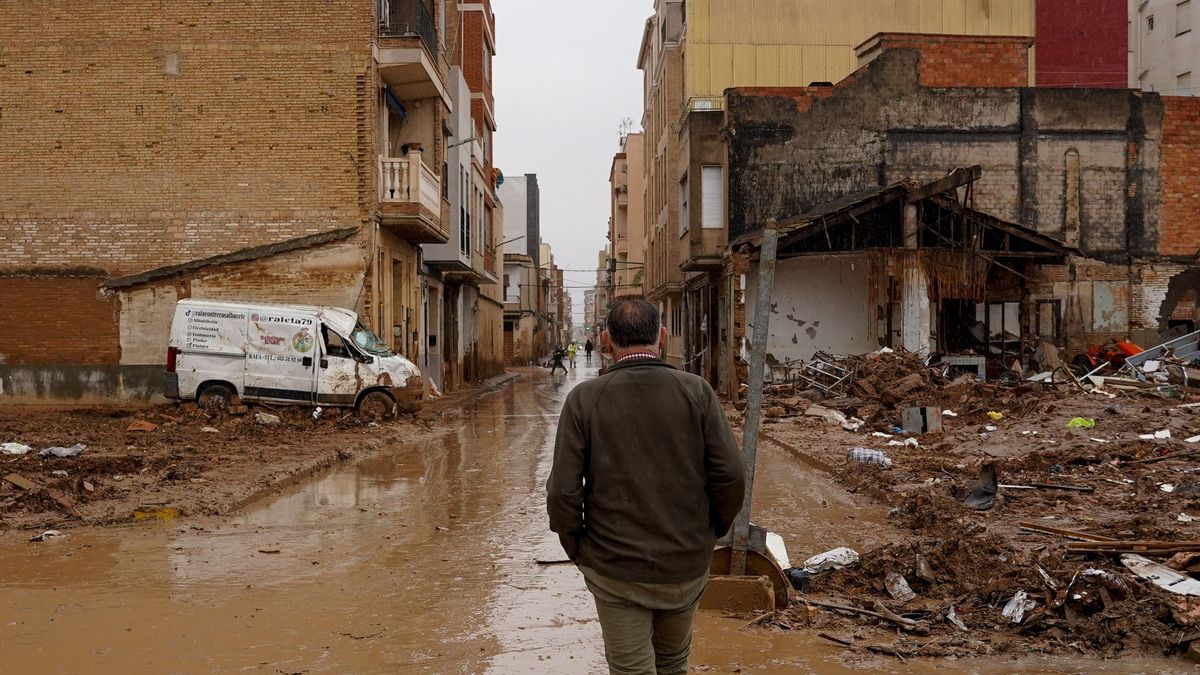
(0, 366, 1189, 673)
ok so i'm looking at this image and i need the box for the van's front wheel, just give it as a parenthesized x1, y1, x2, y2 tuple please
(197, 383, 236, 413)
(357, 391, 397, 422)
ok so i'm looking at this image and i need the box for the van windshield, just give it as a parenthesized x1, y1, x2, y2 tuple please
(350, 322, 392, 356)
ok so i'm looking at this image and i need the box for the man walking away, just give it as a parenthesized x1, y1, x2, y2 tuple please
(547, 298, 746, 675)
(585, 338, 594, 364)
(567, 342, 578, 368)
(548, 345, 568, 375)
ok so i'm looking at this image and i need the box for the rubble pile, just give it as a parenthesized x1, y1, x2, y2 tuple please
(748, 349, 1200, 660)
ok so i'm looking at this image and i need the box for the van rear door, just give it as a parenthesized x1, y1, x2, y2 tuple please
(243, 310, 319, 403)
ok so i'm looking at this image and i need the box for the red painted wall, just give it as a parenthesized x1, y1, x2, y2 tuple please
(1037, 0, 1129, 88)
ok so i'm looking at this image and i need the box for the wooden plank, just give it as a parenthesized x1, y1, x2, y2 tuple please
(903, 166, 982, 204)
(1017, 521, 1117, 542)
(3, 473, 40, 491)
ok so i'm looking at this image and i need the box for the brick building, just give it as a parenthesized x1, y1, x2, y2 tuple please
(608, 133, 646, 302)
(1036, 0, 1129, 88)
(717, 33, 1200, 397)
(0, 0, 504, 402)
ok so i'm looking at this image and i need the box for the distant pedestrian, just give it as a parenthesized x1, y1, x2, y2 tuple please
(584, 339, 594, 364)
(547, 298, 746, 675)
(567, 342, 578, 368)
(548, 345, 568, 375)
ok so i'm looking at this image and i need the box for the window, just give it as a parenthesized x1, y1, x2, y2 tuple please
(322, 326, 351, 359)
(678, 172, 689, 236)
(1180, 72, 1193, 95)
(701, 165, 723, 229)
(1148, 14, 1155, 31)
(483, 43, 492, 82)
(1179, 1, 1193, 35)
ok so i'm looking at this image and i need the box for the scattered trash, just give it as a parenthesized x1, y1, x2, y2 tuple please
(201, 426, 220, 434)
(886, 438, 919, 448)
(914, 555, 936, 583)
(1091, 438, 1110, 444)
(40, 444, 86, 458)
(30, 530, 64, 542)
(946, 605, 969, 631)
(987, 411, 1004, 422)
(1121, 554, 1200, 596)
(51, 470, 68, 478)
(841, 417, 865, 432)
(847, 447, 892, 469)
(1181, 514, 1196, 523)
(1188, 435, 1200, 444)
(83, 481, 95, 493)
(133, 507, 179, 522)
(984, 425, 998, 432)
(884, 572, 916, 602)
(805, 405, 849, 426)
(1139, 430, 1172, 440)
(1066, 418, 1096, 429)
(1162, 484, 1177, 493)
(255, 412, 282, 425)
(784, 567, 812, 592)
(941, 409, 958, 418)
(766, 531, 791, 570)
(126, 420, 158, 432)
(953, 463, 998, 511)
(870, 432, 893, 438)
(1002, 590, 1037, 623)
(802, 547, 860, 574)
(1, 442, 32, 455)
(312, 407, 323, 420)
(901, 406, 943, 434)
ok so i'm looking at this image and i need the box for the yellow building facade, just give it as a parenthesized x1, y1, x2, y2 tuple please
(683, 0, 1036, 105)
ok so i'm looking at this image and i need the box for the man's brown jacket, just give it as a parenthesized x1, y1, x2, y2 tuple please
(546, 357, 746, 584)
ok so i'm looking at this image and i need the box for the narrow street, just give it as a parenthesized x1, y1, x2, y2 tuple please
(0, 368, 1189, 673)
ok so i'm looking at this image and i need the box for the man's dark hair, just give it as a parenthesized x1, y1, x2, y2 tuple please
(606, 298, 661, 348)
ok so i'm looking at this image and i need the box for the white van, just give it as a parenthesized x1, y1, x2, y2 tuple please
(165, 300, 423, 418)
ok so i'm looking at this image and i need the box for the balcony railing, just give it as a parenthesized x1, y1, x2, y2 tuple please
(378, 0, 437, 58)
(379, 153, 441, 215)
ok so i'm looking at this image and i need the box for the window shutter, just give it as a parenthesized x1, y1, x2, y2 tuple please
(701, 166, 723, 228)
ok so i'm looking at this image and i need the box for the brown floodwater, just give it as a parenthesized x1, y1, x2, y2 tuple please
(0, 366, 1189, 673)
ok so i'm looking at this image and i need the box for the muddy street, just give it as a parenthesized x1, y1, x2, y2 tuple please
(0, 367, 1188, 673)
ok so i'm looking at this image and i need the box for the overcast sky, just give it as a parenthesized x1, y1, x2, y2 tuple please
(493, 0, 647, 326)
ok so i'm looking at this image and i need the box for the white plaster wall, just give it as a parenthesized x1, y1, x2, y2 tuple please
(118, 285, 179, 365)
(745, 254, 875, 363)
(498, 176, 527, 254)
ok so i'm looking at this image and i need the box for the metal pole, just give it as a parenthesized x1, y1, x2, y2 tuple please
(730, 223, 778, 576)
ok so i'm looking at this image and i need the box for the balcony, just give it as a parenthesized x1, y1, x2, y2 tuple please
(375, 0, 452, 107)
(378, 152, 450, 244)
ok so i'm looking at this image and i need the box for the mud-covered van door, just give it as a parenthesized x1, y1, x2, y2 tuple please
(315, 324, 363, 405)
(243, 310, 319, 402)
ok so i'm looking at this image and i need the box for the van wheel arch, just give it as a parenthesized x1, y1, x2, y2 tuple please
(197, 381, 238, 412)
(356, 388, 398, 421)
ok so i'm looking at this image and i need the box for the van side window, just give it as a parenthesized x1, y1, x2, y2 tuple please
(322, 326, 351, 359)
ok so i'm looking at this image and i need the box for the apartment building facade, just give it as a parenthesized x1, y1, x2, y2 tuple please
(0, 0, 493, 402)
(608, 133, 646, 301)
(635, 0, 1037, 377)
(498, 174, 546, 365)
(1131, 0, 1198, 95)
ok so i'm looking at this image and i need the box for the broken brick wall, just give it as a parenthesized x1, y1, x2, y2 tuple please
(1159, 97, 1200, 257)
(0, 1, 374, 277)
(724, 42, 1165, 262)
(858, 33, 1033, 88)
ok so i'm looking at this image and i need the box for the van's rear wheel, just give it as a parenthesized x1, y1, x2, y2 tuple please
(357, 391, 397, 421)
(198, 383, 235, 412)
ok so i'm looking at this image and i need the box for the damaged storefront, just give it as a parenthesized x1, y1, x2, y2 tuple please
(728, 169, 1097, 390)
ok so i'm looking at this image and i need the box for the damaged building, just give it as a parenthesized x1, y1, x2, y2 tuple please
(714, 33, 1200, 397)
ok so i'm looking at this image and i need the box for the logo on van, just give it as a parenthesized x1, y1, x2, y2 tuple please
(293, 328, 314, 354)
(260, 334, 286, 346)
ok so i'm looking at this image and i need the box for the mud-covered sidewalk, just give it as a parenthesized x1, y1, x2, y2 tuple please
(734, 350, 1200, 664)
(0, 374, 518, 532)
